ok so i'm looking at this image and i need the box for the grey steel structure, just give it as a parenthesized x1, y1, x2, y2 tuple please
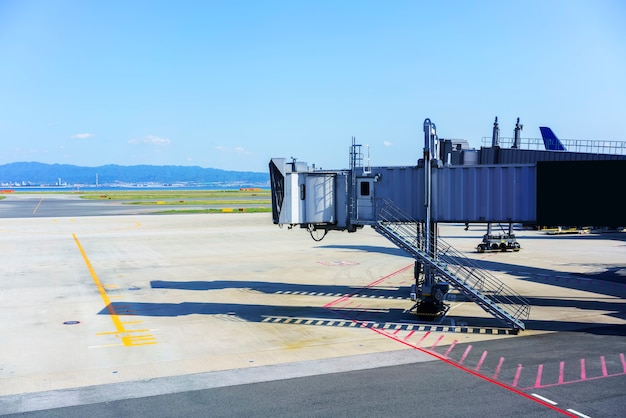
(269, 118, 626, 331)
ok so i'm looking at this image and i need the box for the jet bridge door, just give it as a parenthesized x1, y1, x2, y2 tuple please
(356, 178, 375, 220)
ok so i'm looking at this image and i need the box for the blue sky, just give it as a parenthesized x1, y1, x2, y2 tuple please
(1, 0, 624, 172)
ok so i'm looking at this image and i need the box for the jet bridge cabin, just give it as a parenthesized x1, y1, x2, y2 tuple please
(269, 158, 351, 231)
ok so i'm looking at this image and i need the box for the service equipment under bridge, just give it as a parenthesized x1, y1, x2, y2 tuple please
(269, 118, 625, 332)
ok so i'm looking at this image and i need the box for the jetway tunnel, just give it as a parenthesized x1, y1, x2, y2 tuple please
(269, 118, 626, 330)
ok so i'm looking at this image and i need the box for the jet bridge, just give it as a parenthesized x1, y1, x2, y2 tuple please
(269, 117, 626, 330)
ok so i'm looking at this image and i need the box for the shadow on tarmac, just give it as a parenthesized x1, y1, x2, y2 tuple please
(98, 238, 625, 336)
(151, 279, 409, 299)
(94, 273, 626, 335)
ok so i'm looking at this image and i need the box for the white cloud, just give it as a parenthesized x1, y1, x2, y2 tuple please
(216, 145, 252, 155)
(129, 135, 171, 145)
(71, 133, 94, 139)
(383, 140, 393, 147)
(234, 146, 251, 155)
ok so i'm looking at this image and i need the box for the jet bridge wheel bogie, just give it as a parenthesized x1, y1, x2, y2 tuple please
(414, 301, 447, 321)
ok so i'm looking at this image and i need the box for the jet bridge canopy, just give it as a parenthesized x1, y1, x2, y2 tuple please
(269, 158, 349, 229)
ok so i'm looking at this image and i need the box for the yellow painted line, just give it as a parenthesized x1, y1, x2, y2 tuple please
(130, 341, 157, 346)
(96, 328, 151, 335)
(130, 335, 156, 341)
(73, 233, 157, 347)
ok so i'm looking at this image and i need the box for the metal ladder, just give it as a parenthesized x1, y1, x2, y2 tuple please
(372, 200, 530, 331)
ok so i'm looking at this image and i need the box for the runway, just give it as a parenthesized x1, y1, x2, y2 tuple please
(0, 193, 625, 416)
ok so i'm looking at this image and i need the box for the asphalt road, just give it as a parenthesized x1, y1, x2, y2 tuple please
(1, 194, 625, 417)
(6, 328, 626, 417)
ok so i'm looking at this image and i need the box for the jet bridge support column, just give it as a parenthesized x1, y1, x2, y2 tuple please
(413, 119, 449, 317)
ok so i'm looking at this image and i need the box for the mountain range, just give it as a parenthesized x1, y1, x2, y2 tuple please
(0, 162, 269, 187)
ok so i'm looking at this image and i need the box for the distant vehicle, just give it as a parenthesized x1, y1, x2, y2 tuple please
(539, 126, 567, 151)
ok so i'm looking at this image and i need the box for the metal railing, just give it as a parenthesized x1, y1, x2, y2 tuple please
(375, 199, 530, 329)
(481, 136, 626, 155)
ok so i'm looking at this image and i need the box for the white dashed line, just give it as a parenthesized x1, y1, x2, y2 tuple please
(567, 409, 591, 418)
(531, 393, 557, 405)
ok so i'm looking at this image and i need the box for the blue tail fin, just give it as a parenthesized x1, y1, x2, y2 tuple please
(539, 127, 566, 151)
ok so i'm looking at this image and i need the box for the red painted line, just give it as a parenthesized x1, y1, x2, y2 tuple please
(534, 364, 544, 388)
(403, 330, 416, 341)
(431, 334, 445, 350)
(621, 353, 626, 373)
(475, 351, 488, 372)
(601, 356, 608, 377)
(364, 264, 413, 289)
(360, 324, 576, 417)
(512, 364, 523, 387)
(580, 359, 586, 380)
(322, 265, 575, 415)
(325, 296, 351, 308)
(558, 361, 565, 384)
(323, 263, 412, 308)
(416, 331, 431, 346)
(492, 357, 505, 380)
(459, 345, 472, 364)
(443, 340, 458, 358)
(393, 328, 402, 335)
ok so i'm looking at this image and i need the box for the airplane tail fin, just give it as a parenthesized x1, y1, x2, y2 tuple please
(539, 127, 566, 151)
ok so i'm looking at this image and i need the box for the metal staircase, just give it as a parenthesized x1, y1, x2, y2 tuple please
(372, 200, 530, 331)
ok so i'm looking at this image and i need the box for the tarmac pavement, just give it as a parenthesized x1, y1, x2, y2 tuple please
(0, 193, 625, 416)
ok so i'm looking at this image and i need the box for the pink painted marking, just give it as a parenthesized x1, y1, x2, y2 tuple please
(534, 364, 544, 388)
(393, 328, 402, 335)
(443, 340, 458, 358)
(621, 353, 626, 373)
(459, 345, 472, 365)
(558, 361, 565, 384)
(403, 330, 416, 341)
(431, 334, 445, 350)
(416, 331, 431, 346)
(522, 370, 626, 390)
(492, 357, 505, 379)
(601, 356, 608, 377)
(323, 263, 412, 308)
(474, 351, 488, 372)
(512, 364, 523, 387)
(580, 358, 586, 380)
(361, 326, 577, 417)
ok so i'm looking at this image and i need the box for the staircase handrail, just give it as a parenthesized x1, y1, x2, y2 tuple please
(375, 199, 531, 326)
